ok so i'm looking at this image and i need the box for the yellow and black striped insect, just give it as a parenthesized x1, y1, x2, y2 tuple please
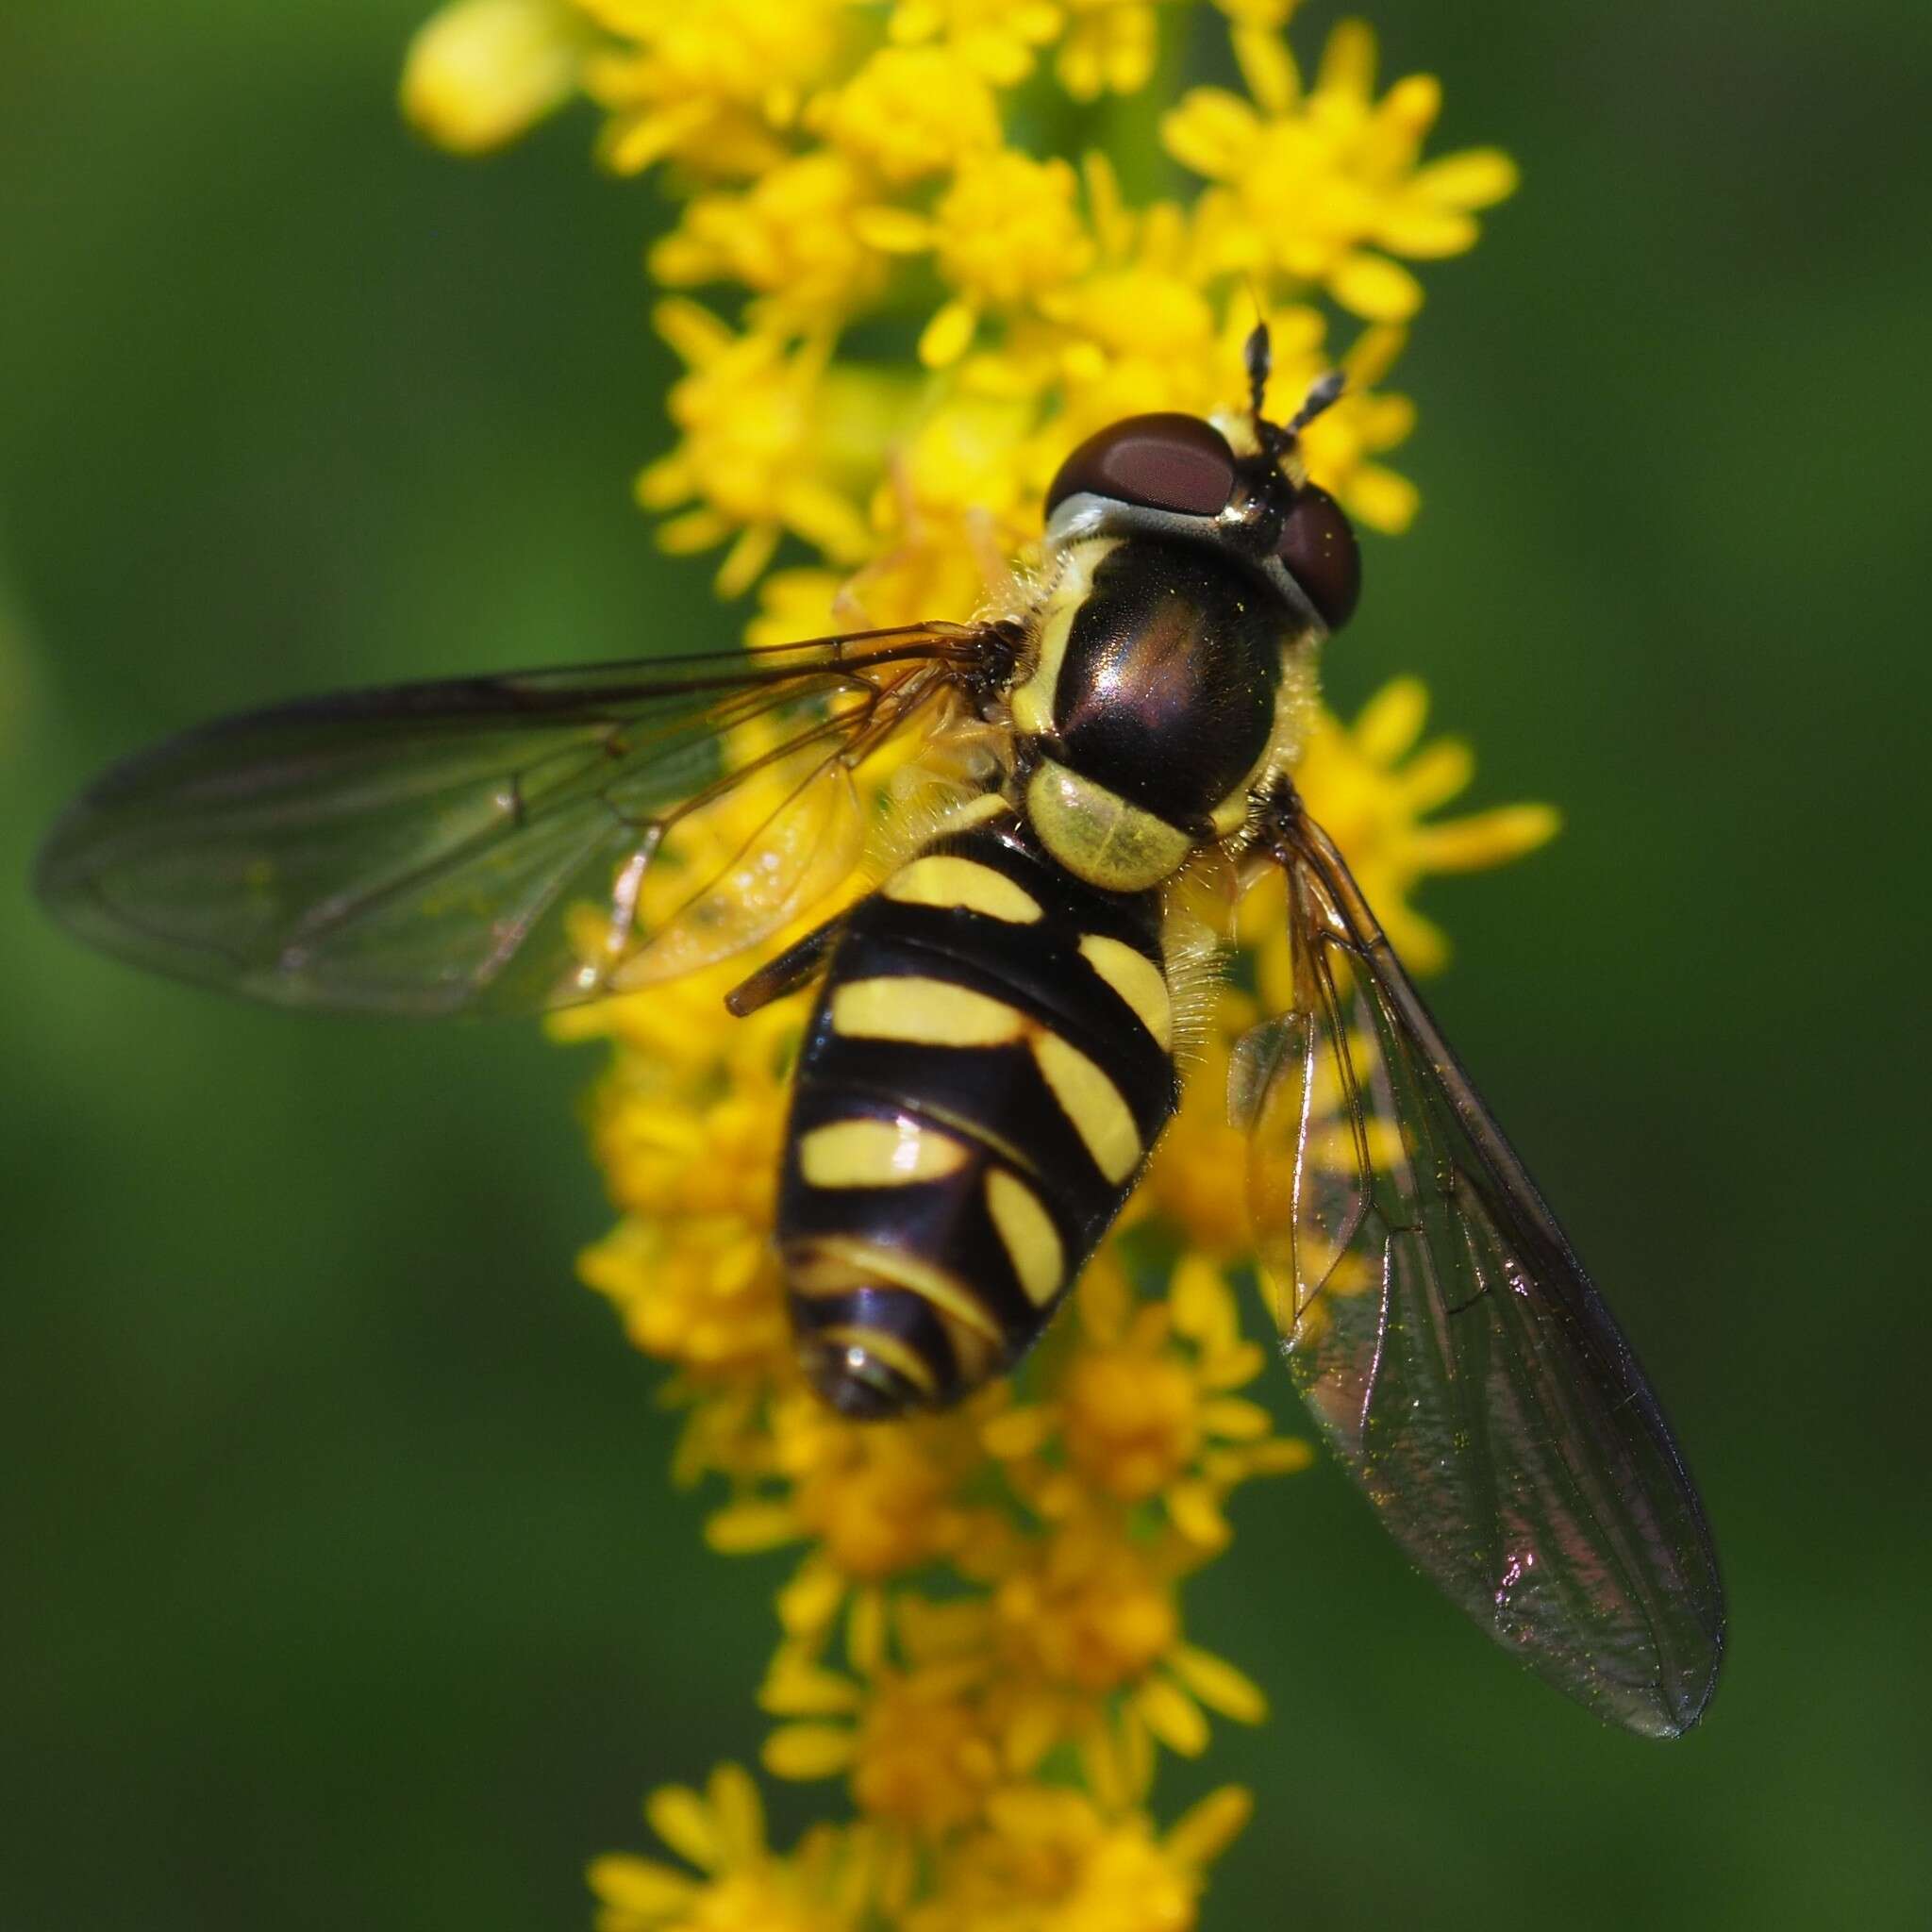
(36, 327, 1724, 1740)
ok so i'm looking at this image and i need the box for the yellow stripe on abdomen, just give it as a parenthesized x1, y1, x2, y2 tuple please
(813, 1324, 940, 1399)
(789, 1234, 1005, 1346)
(831, 975, 1148, 1186)
(984, 1169, 1063, 1307)
(1029, 1032, 1141, 1184)
(883, 856, 1043, 924)
(830, 975, 1026, 1047)
(1077, 932, 1174, 1050)
(798, 1116, 970, 1188)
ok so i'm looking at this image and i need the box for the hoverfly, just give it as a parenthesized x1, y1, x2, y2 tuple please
(36, 326, 1724, 1739)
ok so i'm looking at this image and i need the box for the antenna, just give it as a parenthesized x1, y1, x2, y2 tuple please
(1287, 370, 1346, 438)
(1242, 318, 1272, 425)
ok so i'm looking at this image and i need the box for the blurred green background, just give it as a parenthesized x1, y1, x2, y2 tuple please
(5, 3, 1929, 1927)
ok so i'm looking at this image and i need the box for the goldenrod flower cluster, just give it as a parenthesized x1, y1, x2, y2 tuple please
(403, 3, 1546, 1924)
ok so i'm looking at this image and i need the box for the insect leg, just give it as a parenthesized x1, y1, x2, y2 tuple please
(724, 908, 851, 1016)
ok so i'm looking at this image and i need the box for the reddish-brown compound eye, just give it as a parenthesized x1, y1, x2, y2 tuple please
(1044, 413, 1237, 520)
(1275, 483, 1361, 630)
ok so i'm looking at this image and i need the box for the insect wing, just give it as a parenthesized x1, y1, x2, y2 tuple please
(1233, 817, 1724, 1737)
(36, 625, 993, 1016)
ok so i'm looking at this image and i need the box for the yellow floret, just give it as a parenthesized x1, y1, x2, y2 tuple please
(401, 0, 584, 153)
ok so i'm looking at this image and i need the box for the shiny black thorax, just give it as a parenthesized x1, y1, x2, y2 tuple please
(1046, 538, 1283, 831)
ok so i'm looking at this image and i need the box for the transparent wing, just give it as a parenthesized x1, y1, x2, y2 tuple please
(36, 624, 1002, 1016)
(1231, 807, 1725, 1737)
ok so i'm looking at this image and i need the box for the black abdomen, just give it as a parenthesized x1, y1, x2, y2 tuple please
(777, 807, 1179, 1417)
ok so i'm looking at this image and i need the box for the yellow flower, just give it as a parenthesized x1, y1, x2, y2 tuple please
(1165, 19, 1518, 319)
(589, 1763, 853, 1932)
(1023, 163, 1221, 434)
(651, 154, 892, 324)
(985, 1255, 1308, 1546)
(776, 1396, 989, 1581)
(888, 0, 1065, 86)
(1000, 1526, 1178, 1691)
(769, 1657, 1004, 1840)
(401, 0, 585, 153)
(760, 1600, 1009, 1918)
(863, 149, 1093, 367)
(708, 1393, 1008, 1665)
(558, 951, 794, 1480)
(1057, 0, 1161, 102)
(764, 1521, 1253, 1807)
(752, 388, 1047, 636)
(812, 45, 1003, 185)
(580, 1214, 784, 1380)
(580, 0, 849, 176)
(1291, 675, 1561, 974)
(639, 305, 874, 595)
(978, 1503, 1268, 1783)
(1211, 0, 1299, 24)
(908, 1783, 1254, 1932)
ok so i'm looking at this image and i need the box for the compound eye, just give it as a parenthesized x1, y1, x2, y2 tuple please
(1045, 413, 1237, 520)
(1275, 483, 1361, 630)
